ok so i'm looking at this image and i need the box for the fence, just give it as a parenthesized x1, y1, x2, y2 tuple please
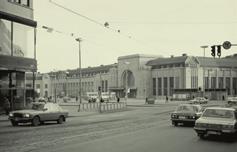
(78, 102, 127, 112)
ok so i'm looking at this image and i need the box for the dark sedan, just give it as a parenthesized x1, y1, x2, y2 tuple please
(9, 102, 68, 126)
(171, 104, 203, 126)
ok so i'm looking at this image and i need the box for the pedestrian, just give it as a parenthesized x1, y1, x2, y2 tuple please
(166, 96, 168, 103)
(145, 97, 148, 104)
(3, 97, 10, 115)
(117, 95, 120, 103)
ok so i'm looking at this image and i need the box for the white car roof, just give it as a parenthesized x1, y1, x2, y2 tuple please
(205, 107, 236, 111)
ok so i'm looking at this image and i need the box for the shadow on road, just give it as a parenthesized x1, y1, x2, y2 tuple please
(199, 134, 237, 143)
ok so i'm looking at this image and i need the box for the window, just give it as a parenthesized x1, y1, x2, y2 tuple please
(163, 77, 168, 96)
(158, 78, 162, 96)
(152, 78, 156, 96)
(226, 77, 231, 95)
(211, 77, 216, 89)
(36, 84, 40, 89)
(0, 19, 11, 56)
(175, 77, 179, 89)
(204, 77, 209, 89)
(9, 0, 30, 7)
(45, 84, 48, 89)
(169, 77, 174, 96)
(218, 77, 224, 89)
(233, 78, 237, 95)
(21, 0, 30, 7)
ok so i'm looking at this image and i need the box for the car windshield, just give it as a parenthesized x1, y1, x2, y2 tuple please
(202, 109, 234, 119)
(176, 105, 200, 112)
(32, 104, 45, 110)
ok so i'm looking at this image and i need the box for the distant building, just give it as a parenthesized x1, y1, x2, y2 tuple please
(34, 53, 237, 101)
(0, 0, 37, 111)
(147, 54, 237, 100)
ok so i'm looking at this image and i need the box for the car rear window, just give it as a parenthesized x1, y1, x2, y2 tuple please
(202, 109, 234, 119)
(176, 105, 200, 112)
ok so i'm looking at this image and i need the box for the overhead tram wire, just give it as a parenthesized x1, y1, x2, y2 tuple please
(39, 24, 126, 52)
(48, 0, 159, 52)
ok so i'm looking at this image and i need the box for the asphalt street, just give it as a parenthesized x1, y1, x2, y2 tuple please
(0, 102, 236, 152)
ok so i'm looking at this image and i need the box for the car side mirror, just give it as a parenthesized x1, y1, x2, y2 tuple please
(43, 108, 48, 111)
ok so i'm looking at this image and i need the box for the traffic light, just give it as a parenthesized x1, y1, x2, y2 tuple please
(217, 45, 221, 58)
(211, 45, 216, 57)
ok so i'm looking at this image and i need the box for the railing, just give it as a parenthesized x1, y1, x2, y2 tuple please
(78, 102, 127, 112)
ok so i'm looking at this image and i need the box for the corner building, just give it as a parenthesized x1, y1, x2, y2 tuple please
(0, 0, 37, 111)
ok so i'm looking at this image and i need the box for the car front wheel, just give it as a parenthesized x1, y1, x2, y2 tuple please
(57, 116, 64, 124)
(198, 133, 205, 139)
(32, 116, 40, 126)
(172, 121, 178, 126)
(11, 120, 18, 126)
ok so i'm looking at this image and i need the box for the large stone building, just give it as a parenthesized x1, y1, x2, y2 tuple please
(0, 0, 37, 111)
(148, 54, 237, 100)
(30, 53, 237, 101)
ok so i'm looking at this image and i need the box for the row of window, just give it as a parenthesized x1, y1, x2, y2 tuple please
(0, 19, 35, 58)
(153, 76, 237, 96)
(8, 0, 30, 7)
(153, 77, 175, 96)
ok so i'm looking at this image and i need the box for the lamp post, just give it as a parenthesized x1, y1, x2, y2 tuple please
(76, 38, 82, 108)
(201, 45, 208, 57)
(201, 46, 208, 97)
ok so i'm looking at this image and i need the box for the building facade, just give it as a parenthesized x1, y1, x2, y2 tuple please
(0, 0, 37, 111)
(147, 54, 237, 100)
(32, 53, 237, 101)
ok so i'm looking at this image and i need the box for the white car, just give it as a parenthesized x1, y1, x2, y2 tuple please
(194, 107, 237, 139)
(188, 97, 208, 104)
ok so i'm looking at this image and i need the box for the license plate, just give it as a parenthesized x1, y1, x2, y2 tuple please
(207, 131, 221, 135)
(179, 116, 186, 119)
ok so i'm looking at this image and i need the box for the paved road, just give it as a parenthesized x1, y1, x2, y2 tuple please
(0, 103, 236, 152)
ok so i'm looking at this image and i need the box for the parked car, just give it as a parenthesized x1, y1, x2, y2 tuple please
(188, 97, 208, 104)
(171, 104, 203, 126)
(194, 107, 237, 139)
(226, 97, 237, 108)
(9, 102, 68, 126)
(63, 96, 71, 102)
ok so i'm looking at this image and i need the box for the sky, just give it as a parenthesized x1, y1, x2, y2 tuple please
(34, 0, 237, 73)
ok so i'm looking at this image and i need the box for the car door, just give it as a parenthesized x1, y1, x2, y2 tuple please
(51, 104, 61, 120)
(42, 103, 54, 121)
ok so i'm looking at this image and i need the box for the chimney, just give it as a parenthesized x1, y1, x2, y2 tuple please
(170, 55, 174, 58)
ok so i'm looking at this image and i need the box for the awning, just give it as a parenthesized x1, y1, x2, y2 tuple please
(0, 11, 37, 27)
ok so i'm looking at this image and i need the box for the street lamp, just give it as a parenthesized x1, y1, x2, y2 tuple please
(201, 45, 208, 97)
(200, 45, 208, 57)
(75, 38, 82, 108)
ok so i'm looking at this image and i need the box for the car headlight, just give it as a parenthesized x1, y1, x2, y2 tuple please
(9, 113, 13, 117)
(23, 114, 30, 118)
(171, 114, 177, 118)
(222, 125, 234, 129)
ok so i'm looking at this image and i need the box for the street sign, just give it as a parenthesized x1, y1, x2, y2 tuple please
(222, 41, 231, 50)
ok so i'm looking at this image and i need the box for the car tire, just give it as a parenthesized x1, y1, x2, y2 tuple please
(57, 116, 64, 124)
(198, 133, 205, 139)
(172, 121, 178, 126)
(32, 116, 40, 126)
(11, 120, 18, 126)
